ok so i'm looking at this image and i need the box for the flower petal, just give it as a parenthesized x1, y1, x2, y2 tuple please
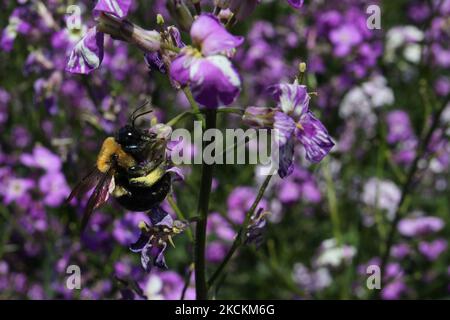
(270, 83, 309, 116)
(297, 112, 334, 163)
(274, 111, 296, 146)
(189, 55, 241, 108)
(141, 243, 168, 272)
(191, 14, 243, 56)
(94, 0, 131, 19)
(274, 111, 296, 178)
(287, 0, 304, 9)
(66, 27, 104, 74)
(149, 206, 173, 228)
(166, 167, 184, 182)
(167, 26, 185, 49)
(278, 137, 295, 178)
(169, 52, 196, 86)
(129, 231, 150, 253)
(144, 52, 166, 73)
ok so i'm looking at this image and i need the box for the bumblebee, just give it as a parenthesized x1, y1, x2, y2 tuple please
(67, 102, 172, 232)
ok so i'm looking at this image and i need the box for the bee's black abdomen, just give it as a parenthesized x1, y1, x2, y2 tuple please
(114, 173, 171, 211)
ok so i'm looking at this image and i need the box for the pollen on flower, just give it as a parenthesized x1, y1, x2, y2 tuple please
(138, 221, 148, 230)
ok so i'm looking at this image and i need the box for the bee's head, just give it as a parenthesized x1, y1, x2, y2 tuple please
(116, 101, 156, 156)
(116, 125, 156, 156)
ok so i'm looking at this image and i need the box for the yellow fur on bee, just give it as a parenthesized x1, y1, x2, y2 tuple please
(129, 165, 165, 187)
(96, 137, 136, 173)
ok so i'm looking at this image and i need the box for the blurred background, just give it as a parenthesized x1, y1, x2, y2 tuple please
(0, 0, 450, 299)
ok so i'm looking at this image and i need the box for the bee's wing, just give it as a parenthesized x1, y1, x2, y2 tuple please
(66, 168, 103, 204)
(80, 165, 115, 233)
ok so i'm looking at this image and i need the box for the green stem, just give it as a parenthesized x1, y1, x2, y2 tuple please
(323, 158, 342, 245)
(255, 248, 305, 297)
(194, 109, 217, 300)
(161, 42, 181, 53)
(182, 87, 205, 128)
(167, 195, 193, 241)
(166, 108, 242, 127)
(226, 15, 237, 30)
(207, 173, 274, 290)
(379, 96, 449, 278)
(166, 110, 196, 127)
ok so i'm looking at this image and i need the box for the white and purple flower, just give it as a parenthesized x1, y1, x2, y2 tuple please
(65, 0, 132, 74)
(129, 206, 188, 272)
(243, 82, 334, 178)
(169, 14, 244, 108)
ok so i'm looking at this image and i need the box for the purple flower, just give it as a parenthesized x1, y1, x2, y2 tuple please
(207, 212, 235, 241)
(329, 24, 363, 57)
(66, 27, 105, 74)
(418, 239, 447, 261)
(94, 0, 132, 19)
(381, 280, 407, 300)
(144, 271, 194, 300)
(386, 110, 414, 144)
(0, 177, 34, 205)
(145, 26, 184, 74)
(21, 145, 62, 173)
(398, 216, 444, 237)
(113, 212, 149, 246)
(66, 0, 132, 74)
(206, 241, 228, 263)
(170, 14, 243, 108)
(287, 0, 304, 9)
(39, 171, 70, 207)
(227, 187, 268, 224)
(1, 8, 31, 52)
(243, 82, 334, 178)
(391, 243, 411, 259)
(129, 207, 187, 272)
(276, 166, 321, 204)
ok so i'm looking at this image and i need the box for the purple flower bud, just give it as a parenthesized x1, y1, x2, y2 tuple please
(245, 208, 269, 247)
(145, 52, 166, 73)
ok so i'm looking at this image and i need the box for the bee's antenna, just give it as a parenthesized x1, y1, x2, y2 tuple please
(132, 109, 154, 127)
(130, 100, 152, 127)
